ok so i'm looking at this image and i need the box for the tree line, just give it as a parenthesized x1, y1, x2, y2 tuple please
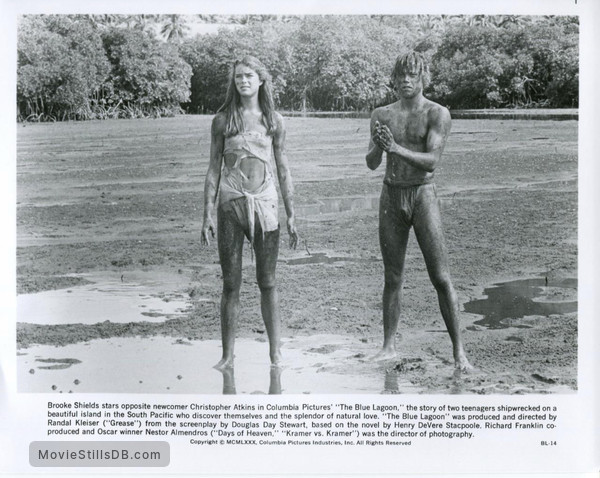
(17, 14, 578, 121)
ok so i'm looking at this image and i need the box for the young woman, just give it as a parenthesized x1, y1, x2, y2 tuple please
(201, 56, 299, 370)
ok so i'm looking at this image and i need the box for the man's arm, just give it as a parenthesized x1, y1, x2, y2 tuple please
(366, 112, 384, 170)
(378, 106, 451, 173)
(201, 114, 225, 246)
(273, 113, 299, 249)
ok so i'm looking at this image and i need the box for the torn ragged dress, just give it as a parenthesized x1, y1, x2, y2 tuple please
(218, 131, 279, 245)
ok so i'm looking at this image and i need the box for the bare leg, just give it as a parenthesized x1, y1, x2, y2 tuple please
(269, 366, 282, 394)
(376, 187, 410, 361)
(215, 207, 245, 370)
(413, 185, 473, 372)
(254, 226, 282, 367)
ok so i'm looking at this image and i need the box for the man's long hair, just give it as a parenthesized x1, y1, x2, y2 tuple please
(218, 56, 276, 137)
(391, 51, 431, 89)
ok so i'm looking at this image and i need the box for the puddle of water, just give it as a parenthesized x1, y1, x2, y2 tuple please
(464, 277, 577, 329)
(36, 358, 82, 370)
(295, 196, 379, 218)
(17, 335, 421, 394)
(17, 270, 192, 325)
(286, 252, 380, 266)
(17, 333, 570, 394)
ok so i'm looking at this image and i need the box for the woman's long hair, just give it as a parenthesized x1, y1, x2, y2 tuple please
(218, 56, 276, 137)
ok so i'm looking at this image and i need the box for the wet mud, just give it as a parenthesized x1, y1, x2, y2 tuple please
(20, 334, 571, 395)
(18, 336, 387, 394)
(16, 116, 578, 394)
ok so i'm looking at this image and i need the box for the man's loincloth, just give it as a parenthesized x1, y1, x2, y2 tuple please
(379, 181, 438, 229)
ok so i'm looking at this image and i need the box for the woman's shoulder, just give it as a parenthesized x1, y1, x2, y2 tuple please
(271, 111, 285, 131)
(211, 112, 228, 134)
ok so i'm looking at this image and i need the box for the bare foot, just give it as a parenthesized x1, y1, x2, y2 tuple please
(269, 366, 282, 394)
(454, 351, 474, 374)
(373, 347, 397, 362)
(270, 350, 283, 368)
(214, 356, 234, 370)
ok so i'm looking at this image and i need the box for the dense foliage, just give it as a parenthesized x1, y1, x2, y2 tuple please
(17, 14, 578, 121)
(431, 18, 579, 108)
(18, 15, 192, 120)
(102, 28, 192, 117)
(17, 16, 111, 121)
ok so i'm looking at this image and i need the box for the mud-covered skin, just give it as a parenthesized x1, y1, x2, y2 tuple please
(370, 100, 448, 185)
(202, 60, 298, 369)
(366, 60, 471, 371)
(16, 114, 578, 393)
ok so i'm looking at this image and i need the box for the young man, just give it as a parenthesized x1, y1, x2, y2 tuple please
(366, 51, 472, 372)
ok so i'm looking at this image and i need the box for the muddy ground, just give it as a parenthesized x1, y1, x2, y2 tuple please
(16, 115, 578, 394)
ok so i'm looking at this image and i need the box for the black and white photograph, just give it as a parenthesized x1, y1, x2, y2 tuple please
(1, 0, 598, 476)
(13, 11, 580, 394)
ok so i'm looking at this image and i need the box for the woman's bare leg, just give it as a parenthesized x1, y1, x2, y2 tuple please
(254, 226, 282, 366)
(215, 207, 245, 369)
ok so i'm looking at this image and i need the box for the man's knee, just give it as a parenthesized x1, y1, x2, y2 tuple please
(384, 268, 404, 290)
(430, 271, 454, 294)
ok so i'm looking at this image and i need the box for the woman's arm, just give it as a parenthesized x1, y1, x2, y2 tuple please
(272, 113, 299, 249)
(201, 114, 226, 246)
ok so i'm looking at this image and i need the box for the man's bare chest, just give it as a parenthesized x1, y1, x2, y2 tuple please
(380, 109, 429, 149)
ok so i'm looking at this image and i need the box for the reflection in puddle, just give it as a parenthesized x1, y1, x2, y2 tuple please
(381, 367, 423, 395)
(17, 334, 569, 394)
(218, 366, 282, 395)
(17, 335, 417, 394)
(464, 277, 577, 329)
(219, 367, 237, 395)
(382, 369, 401, 394)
